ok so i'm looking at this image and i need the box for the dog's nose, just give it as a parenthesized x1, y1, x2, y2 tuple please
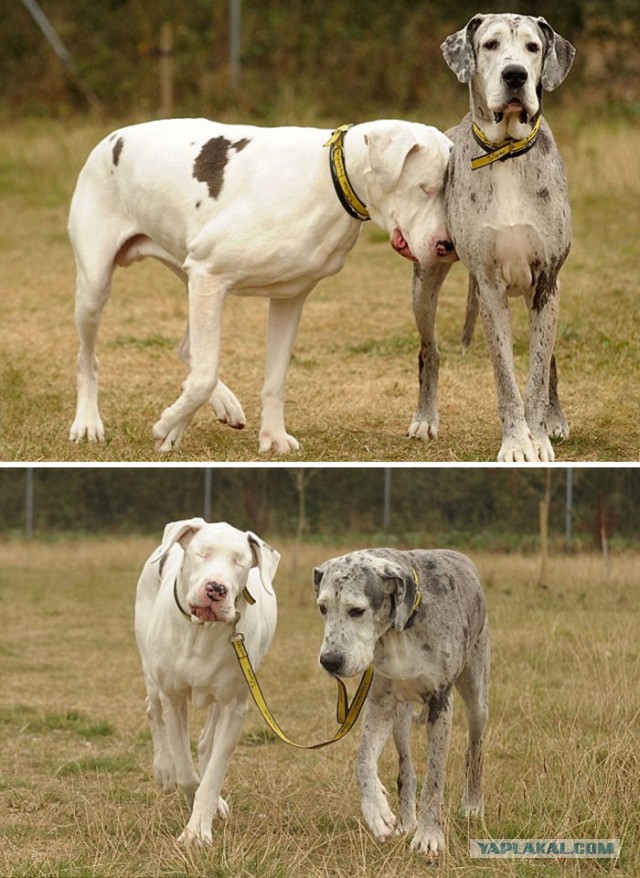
(502, 64, 528, 88)
(320, 651, 344, 675)
(206, 581, 228, 599)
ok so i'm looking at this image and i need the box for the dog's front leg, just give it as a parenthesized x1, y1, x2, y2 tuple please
(475, 279, 536, 462)
(159, 692, 200, 808)
(259, 289, 311, 453)
(177, 323, 247, 430)
(408, 262, 451, 441)
(153, 271, 226, 452)
(356, 690, 397, 842)
(410, 689, 453, 856)
(179, 699, 248, 845)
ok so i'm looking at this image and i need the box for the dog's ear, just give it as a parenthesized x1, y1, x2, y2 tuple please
(364, 125, 421, 191)
(312, 565, 325, 596)
(536, 18, 576, 91)
(149, 517, 208, 564)
(247, 532, 280, 595)
(441, 15, 485, 84)
(381, 561, 420, 631)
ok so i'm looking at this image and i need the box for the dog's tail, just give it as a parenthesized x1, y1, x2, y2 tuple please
(462, 275, 479, 351)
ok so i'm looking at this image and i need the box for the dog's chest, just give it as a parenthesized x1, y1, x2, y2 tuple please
(374, 631, 447, 700)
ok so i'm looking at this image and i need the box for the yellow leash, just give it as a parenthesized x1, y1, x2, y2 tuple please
(230, 623, 374, 749)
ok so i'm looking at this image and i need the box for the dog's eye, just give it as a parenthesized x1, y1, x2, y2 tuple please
(420, 185, 435, 197)
(318, 604, 327, 616)
(347, 607, 366, 618)
(526, 42, 540, 53)
(483, 39, 499, 50)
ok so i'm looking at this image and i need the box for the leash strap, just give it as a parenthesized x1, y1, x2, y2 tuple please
(471, 115, 541, 170)
(324, 124, 370, 222)
(230, 627, 374, 749)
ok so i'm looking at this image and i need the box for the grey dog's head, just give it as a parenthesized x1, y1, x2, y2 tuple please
(441, 14, 574, 136)
(313, 550, 419, 678)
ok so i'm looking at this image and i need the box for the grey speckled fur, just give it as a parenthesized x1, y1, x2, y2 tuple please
(314, 547, 490, 856)
(409, 13, 576, 462)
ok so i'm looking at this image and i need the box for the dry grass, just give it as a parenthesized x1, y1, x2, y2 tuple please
(0, 535, 638, 876)
(0, 112, 638, 462)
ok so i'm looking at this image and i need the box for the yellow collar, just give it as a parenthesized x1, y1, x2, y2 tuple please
(324, 124, 370, 221)
(471, 115, 542, 170)
(404, 565, 422, 628)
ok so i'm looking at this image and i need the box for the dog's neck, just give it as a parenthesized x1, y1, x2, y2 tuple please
(469, 82, 541, 144)
(326, 124, 371, 222)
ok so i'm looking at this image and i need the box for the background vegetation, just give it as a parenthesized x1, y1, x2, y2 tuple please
(0, 467, 638, 552)
(0, 537, 638, 877)
(2, 0, 639, 119)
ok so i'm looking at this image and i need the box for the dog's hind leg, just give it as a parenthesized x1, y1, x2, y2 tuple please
(461, 275, 479, 351)
(455, 622, 490, 817)
(159, 692, 200, 809)
(546, 352, 570, 440)
(146, 687, 177, 793)
(69, 214, 124, 443)
(393, 701, 417, 835)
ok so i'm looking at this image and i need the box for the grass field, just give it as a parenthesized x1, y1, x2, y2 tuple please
(0, 536, 638, 877)
(0, 111, 638, 462)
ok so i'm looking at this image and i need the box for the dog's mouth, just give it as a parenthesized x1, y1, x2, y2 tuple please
(189, 603, 233, 623)
(494, 98, 531, 125)
(391, 229, 418, 262)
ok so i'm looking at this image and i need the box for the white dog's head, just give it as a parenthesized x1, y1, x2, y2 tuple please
(313, 551, 420, 678)
(442, 14, 575, 140)
(361, 121, 458, 266)
(151, 518, 279, 624)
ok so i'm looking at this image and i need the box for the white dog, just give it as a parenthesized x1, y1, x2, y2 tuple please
(134, 518, 279, 843)
(68, 118, 456, 454)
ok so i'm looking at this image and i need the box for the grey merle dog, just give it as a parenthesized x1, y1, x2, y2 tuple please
(408, 13, 576, 461)
(314, 548, 490, 856)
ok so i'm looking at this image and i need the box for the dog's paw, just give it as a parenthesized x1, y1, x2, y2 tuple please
(409, 822, 445, 856)
(177, 825, 213, 847)
(407, 416, 438, 441)
(153, 764, 177, 793)
(395, 815, 417, 837)
(362, 796, 397, 842)
(546, 406, 570, 441)
(69, 414, 105, 443)
(258, 430, 300, 454)
(217, 796, 230, 820)
(209, 381, 246, 430)
(531, 433, 555, 462)
(497, 429, 536, 462)
(459, 798, 483, 819)
(152, 416, 192, 452)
